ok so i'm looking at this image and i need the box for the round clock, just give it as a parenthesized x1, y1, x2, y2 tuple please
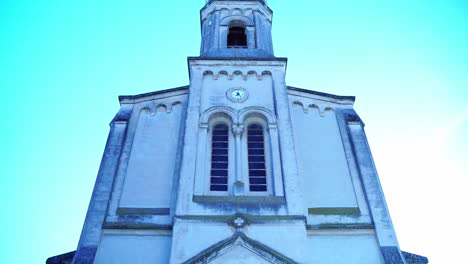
(227, 88, 248, 102)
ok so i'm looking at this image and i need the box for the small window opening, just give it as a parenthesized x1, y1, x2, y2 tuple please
(247, 124, 267, 192)
(227, 27, 247, 48)
(210, 124, 229, 191)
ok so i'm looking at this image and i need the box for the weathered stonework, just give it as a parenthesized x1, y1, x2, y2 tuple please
(46, 251, 75, 264)
(182, 232, 298, 264)
(403, 251, 429, 264)
(47, 1, 428, 263)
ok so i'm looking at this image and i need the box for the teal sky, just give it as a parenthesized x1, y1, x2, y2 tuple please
(1, 1, 467, 263)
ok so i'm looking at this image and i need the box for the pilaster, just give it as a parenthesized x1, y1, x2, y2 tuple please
(72, 107, 131, 264)
(345, 112, 406, 264)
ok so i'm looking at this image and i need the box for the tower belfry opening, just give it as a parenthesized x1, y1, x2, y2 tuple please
(227, 26, 247, 48)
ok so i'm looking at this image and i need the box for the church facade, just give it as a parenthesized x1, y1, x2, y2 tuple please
(48, 1, 428, 263)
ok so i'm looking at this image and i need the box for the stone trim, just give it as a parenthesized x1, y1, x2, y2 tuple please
(116, 207, 170, 215)
(307, 223, 375, 230)
(112, 105, 133, 123)
(193, 194, 285, 204)
(188, 56, 287, 62)
(71, 246, 96, 264)
(46, 251, 75, 264)
(176, 214, 306, 224)
(182, 232, 297, 264)
(102, 222, 173, 231)
(72, 121, 128, 264)
(381, 246, 405, 264)
(308, 207, 361, 215)
(346, 119, 405, 263)
(288, 86, 355, 102)
(118, 85, 189, 103)
(203, 69, 272, 80)
(402, 251, 429, 264)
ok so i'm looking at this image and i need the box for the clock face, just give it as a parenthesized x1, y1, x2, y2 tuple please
(231, 89, 246, 100)
(227, 88, 248, 102)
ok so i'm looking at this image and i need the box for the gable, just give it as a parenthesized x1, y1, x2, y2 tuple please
(182, 232, 297, 264)
(210, 245, 272, 264)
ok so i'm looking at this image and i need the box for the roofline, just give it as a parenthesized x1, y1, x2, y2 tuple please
(117, 84, 354, 105)
(287, 86, 356, 102)
(118, 85, 189, 103)
(200, 0, 273, 19)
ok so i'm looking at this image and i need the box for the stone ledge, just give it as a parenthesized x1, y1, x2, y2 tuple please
(102, 222, 173, 230)
(193, 195, 286, 205)
(117, 207, 170, 215)
(176, 214, 306, 223)
(307, 223, 375, 230)
(402, 251, 429, 264)
(308, 207, 361, 215)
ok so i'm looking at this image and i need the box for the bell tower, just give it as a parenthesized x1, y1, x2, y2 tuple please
(200, 0, 274, 57)
(171, 1, 299, 261)
(178, 0, 291, 202)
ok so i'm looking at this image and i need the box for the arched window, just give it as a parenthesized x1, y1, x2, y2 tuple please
(210, 124, 229, 191)
(195, 108, 284, 199)
(227, 26, 247, 48)
(247, 124, 267, 192)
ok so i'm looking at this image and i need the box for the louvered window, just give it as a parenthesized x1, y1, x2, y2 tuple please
(210, 124, 229, 191)
(247, 124, 267, 192)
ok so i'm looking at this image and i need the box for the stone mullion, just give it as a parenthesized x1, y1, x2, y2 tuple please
(232, 124, 245, 195)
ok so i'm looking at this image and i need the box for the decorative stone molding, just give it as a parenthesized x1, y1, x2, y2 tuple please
(341, 109, 363, 125)
(202, 70, 272, 80)
(238, 106, 277, 128)
(112, 105, 133, 123)
(140, 101, 182, 116)
(381, 247, 406, 264)
(199, 106, 237, 127)
(231, 124, 244, 136)
(230, 214, 248, 229)
(182, 232, 297, 264)
(219, 14, 254, 26)
(292, 101, 334, 117)
(402, 251, 429, 264)
(204, 7, 269, 21)
(200, 106, 275, 127)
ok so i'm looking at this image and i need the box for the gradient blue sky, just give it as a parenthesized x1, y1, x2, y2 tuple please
(1, 1, 467, 263)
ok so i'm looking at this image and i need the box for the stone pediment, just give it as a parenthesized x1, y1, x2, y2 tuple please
(182, 232, 297, 264)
